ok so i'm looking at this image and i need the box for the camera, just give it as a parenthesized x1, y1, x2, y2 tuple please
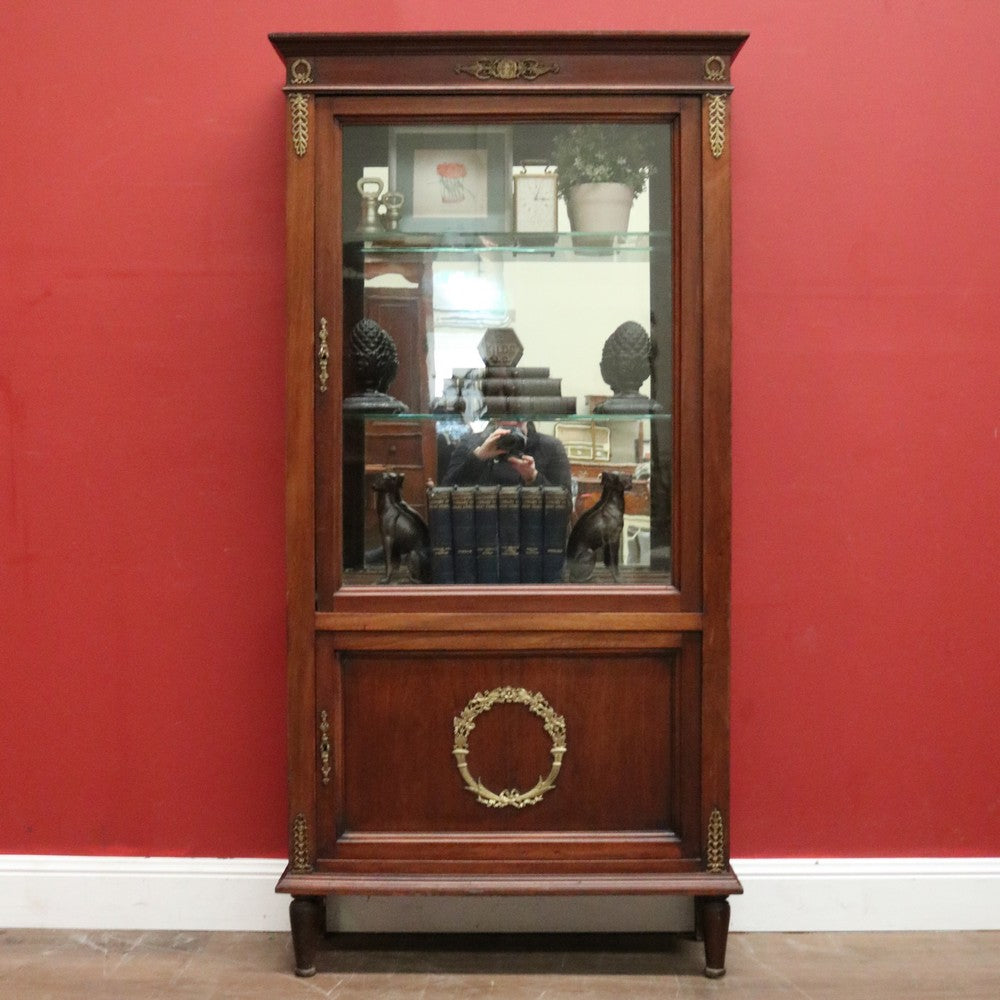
(495, 428, 527, 457)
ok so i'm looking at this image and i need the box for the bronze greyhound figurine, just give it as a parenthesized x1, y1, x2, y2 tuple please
(566, 471, 632, 582)
(372, 471, 431, 583)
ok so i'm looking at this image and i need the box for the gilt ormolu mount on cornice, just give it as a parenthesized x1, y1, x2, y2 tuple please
(456, 57, 559, 81)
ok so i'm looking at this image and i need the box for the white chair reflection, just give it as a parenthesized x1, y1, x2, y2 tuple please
(621, 514, 650, 566)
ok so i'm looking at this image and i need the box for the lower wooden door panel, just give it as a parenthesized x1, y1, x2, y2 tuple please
(315, 642, 702, 868)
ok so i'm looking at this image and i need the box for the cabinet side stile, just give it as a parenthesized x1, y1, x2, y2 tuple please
(283, 78, 319, 867)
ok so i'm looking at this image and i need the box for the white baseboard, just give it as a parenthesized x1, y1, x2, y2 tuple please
(731, 858, 1000, 931)
(0, 857, 289, 932)
(1, 856, 997, 933)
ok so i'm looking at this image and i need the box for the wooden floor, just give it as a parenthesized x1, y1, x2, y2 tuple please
(2, 929, 998, 998)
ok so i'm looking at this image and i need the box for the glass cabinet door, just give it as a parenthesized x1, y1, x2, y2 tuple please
(335, 119, 674, 590)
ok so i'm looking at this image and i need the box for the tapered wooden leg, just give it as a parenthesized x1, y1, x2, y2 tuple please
(700, 896, 731, 978)
(289, 895, 325, 977)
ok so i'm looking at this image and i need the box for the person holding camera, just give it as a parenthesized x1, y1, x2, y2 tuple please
(441, 420, 572, 491)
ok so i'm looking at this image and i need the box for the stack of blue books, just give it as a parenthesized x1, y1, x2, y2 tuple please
(427, 485, 570, 584)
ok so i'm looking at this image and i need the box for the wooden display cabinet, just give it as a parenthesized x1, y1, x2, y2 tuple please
(270, 31, 746, 977)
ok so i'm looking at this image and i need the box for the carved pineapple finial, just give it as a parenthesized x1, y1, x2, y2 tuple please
(343, 318, 407, 414)
(593, 321, 664, 414)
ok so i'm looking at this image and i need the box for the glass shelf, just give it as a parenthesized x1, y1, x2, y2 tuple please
(352, 231, 669, 259)
(351, 410, 671, 423)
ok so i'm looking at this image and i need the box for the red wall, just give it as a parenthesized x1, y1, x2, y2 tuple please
(2, 2, 997, 859)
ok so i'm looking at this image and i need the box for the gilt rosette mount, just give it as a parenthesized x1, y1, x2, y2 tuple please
(342, 318, 407, 414)
(593, 320, 664, 414)
(453, 686, 567, 809)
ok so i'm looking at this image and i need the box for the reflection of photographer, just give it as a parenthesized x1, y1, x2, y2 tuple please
(442, 421, 572, 490)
